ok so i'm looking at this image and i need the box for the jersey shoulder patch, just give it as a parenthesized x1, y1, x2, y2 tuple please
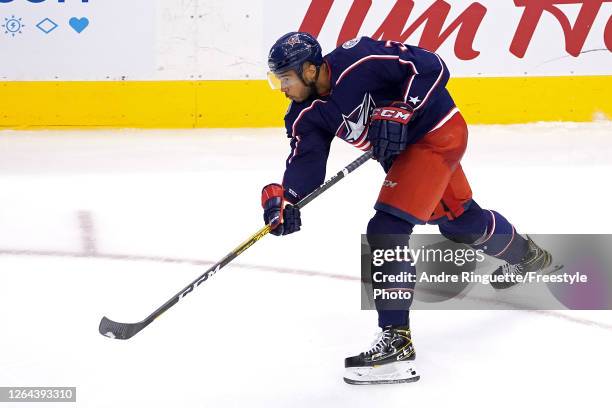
(326, 36, 384, 81)
(342, 37, 362, 49)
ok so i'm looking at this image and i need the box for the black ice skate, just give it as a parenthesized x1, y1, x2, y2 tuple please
(344, 326, 420, 385)
(490, 235, 556, 290)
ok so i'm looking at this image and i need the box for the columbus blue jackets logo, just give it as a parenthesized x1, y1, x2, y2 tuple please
(335, 93, 375, 150)
(286, 34, 301, 46)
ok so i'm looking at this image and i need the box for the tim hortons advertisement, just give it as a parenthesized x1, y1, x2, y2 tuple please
(265, 0, 612, 77)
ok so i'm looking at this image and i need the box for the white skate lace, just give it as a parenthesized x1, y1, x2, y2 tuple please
(365, 330, 392, 356)
(499, 241, 544, 278)
(499, 262, 523, 277)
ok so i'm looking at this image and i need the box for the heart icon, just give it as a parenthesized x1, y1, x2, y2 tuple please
(69, 17, 89, 33)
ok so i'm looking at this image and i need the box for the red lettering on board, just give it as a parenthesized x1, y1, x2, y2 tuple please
(300, 0, 486, 60)
(299, 0, 612, 60)
(606, 13, 612, 50)
(298, 0, 334, 37)
(511, 0, 612, 57)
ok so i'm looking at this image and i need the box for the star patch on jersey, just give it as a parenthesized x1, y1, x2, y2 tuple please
(408, 95, 421, 106)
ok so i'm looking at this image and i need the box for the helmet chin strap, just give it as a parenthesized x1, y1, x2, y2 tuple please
(300, 64, 321, 99)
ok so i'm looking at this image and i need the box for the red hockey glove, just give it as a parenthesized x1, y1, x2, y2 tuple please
(261, 183, 302, 236)
(367, 102, 415, 162)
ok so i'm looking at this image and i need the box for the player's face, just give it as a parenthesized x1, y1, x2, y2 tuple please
(268, 69, 311, 102)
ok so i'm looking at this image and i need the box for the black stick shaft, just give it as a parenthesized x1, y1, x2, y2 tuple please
(99, 150, 373, 339)
(296, 150, 373, 209)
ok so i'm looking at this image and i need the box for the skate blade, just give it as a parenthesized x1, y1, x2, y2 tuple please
(343, 361, 420, 385)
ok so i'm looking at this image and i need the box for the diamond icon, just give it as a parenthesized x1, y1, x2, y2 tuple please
(36, 18, 58, 34)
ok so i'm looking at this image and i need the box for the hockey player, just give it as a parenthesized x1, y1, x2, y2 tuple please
(261, 32, 552, 385)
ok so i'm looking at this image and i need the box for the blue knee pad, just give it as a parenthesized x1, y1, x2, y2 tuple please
(439, 201, 528, 264)
(438, 200, 488, 244)
(367, 210, 415, 236)
(367, 211, 415, 328)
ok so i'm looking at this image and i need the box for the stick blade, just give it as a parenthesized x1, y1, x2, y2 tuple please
(99, 316, 146, 340)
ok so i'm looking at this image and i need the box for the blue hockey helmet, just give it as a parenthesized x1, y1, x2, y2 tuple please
(267, 32, 323, 88)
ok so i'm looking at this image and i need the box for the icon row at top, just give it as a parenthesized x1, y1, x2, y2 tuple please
(2, 15, 89, 36)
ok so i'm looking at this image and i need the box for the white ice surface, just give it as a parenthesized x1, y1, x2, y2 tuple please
(0, 123, 611, 407)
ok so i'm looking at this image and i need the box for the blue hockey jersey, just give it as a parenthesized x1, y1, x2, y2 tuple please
(281, 36, 456, 203)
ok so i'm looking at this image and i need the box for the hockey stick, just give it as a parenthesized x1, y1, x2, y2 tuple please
(99, 150, 373, 340)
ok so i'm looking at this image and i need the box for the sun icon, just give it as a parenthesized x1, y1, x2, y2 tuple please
(2, 15, 25, 37)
